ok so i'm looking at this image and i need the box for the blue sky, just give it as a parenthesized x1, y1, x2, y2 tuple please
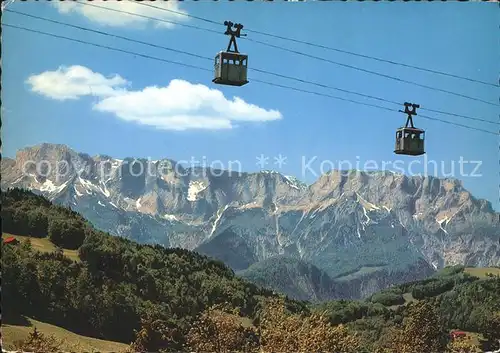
(2, 1, 499, 210)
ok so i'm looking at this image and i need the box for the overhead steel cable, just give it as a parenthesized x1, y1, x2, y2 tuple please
(5, 9, 212, 62)
(242, 36, 499, 107)
(75, 1, 499, 106)
(74, 0, 222, 36)
(3, 9, 404, 107)
(2, 23, 213, 73)
(243, 29, 499, 89)
(419, 107, 500, 126)
(3, 22, 498, 137)
(416, 113, 497, 132)
(130, 0, 221, 26)
(7, 9, 498, 127)
(133, 0, 500, 90)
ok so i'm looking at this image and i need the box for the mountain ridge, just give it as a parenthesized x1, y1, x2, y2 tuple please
(2, 142, 499, 300)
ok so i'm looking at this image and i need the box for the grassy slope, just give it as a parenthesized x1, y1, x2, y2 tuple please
(2, 317, 129, 352)
(2, 224, 272, 351)
(2, 233, 80, 262)
(2, 232, 129, 351)
(465, 267, 500, 279)
(333, 265, 386, 282)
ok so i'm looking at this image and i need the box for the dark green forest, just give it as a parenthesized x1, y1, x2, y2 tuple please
(2, 188, 500, 352)
(2, 188, 308, 351)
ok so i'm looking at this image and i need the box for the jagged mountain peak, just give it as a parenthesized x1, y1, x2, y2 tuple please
(2, 143, 499, 300)
(19, 142, 71, 153)
(3, 144, 495, 221)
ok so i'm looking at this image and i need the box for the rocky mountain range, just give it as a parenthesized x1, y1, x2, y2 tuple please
(2, 143, 499, 300)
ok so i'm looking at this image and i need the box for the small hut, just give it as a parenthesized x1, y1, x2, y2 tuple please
(3, 236, 20, 245)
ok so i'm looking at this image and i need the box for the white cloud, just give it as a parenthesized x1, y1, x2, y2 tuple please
(95, 80, 282, 130)
(26, 66, 282, 131)
(52, 1, 188, 29)
(26, 65, 129, 101)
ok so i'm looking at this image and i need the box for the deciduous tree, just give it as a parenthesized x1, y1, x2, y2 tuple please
(259, 298, 360, 353)
(377, 301, 448, 353)
(187, 304, 259, 353)
(446, 336, 482, 353)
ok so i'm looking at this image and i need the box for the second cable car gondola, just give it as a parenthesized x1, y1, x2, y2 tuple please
(213, 21, 249, 87)
(394, 102, 425, 156)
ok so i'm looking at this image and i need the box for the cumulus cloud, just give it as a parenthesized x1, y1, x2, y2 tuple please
(26, 65, 129, 100)
(26, 66, 282, 131)
(52, 1, 188, 29)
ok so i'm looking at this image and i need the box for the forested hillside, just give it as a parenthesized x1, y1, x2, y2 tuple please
(2, 188, 307, 351)
(2, 188, 500, 352)
(317, 265, 500, 352)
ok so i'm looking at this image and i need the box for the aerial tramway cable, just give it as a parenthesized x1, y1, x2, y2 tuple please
(3, 22, 498, 138)
(6, 9, 498, 128)
(133, 0, 500, 92)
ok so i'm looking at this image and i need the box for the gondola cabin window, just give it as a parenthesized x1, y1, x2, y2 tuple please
(213, 51, 249, 87)
(394, 127, 425, 156)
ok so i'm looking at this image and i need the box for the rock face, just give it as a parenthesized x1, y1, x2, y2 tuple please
(2, 143, 499, 300)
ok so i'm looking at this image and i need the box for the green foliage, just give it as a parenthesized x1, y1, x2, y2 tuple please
(316, 299, 390, 325)
(238, 256, 342, 302)
(377, 301, 449, 353)
(48, 218, 87, 249)
(433, 278, 500, 336)
(411, 273, 477, 299)
(3, 188, 500, 351)
(317, 267, 500, 350)
(1, 187, 88, 239)
(13, 326, 64, 353)
(370, 290, 405, 306)
(432, 265, 466, 278)
(1, 188, 300, 351)
(480, 311, 500, 350)
(411, 278, 455, 299)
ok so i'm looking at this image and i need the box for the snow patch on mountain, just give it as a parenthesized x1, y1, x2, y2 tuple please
(27, 173, 39, 183)
(78, 177, 94, 195)
(99, 182, 111, 198)
(164, 214, 178, 221)
(40, 179, 70, 195)
(437, 217, 449, 235)
(187, 181, 207, 201)
(356, 192, 380, 211)
(284, 175, 307, 190)
(210, 204, 229, 237)
(74, 185, 83, 197)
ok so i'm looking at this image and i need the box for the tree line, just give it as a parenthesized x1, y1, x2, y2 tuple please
(2, 188, 500, 352)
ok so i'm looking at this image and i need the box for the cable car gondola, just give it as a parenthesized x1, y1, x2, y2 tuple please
(394, 102, 425, 156)
(213, 21, 249, 87)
